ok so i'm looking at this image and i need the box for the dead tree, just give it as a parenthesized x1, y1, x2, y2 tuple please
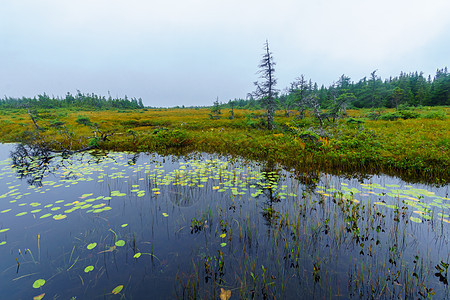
(252, 40, 278, 130)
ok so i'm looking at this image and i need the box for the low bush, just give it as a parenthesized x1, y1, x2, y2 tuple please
(76, 116, 92, 126)
(422, 110, 447, 120)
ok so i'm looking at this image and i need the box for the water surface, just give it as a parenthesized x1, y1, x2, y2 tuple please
(0, 143, 448, 299)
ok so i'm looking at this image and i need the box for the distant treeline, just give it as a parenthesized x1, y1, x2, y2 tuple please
(0, 91, 144, 110)
(1, 68, 448, 110)
(220, 68, 449, 110)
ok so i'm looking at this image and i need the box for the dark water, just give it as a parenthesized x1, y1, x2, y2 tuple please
(0, 143, 448, 299)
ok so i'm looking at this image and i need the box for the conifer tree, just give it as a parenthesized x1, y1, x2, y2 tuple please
(252, 40, 278, 130)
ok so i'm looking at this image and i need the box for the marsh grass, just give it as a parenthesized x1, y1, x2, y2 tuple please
(0, 107, 448, 183)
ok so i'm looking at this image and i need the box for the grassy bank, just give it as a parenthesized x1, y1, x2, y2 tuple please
(0, 106, 448, 184)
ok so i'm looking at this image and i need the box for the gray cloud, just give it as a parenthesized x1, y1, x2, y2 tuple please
(1, 0, 449, 107)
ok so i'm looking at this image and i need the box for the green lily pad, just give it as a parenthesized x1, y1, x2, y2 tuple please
(84, 265, 94, 273)
(133, 252, 141, 259)
(53, 214, 67, 220)
(115, 240, 125, 247)
(32, 279, 46, 288)
(87, 243, 97, 250)
(112, 285, 123, 294)
(410, 216, 422, 223)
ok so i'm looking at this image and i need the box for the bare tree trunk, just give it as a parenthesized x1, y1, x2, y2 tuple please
(267, 106, 275, 130)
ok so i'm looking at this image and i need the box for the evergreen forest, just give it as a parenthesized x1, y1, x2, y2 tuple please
(0, 68, 448, 110)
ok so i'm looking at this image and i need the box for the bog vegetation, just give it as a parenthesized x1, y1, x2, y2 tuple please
(0, 104, 448, 184)
(0, 55, 448, 183)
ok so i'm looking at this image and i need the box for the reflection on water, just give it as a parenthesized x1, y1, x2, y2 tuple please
(0, 143, 448, 299)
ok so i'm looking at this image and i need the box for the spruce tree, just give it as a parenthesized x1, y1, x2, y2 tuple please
(252, 40, 278, 130)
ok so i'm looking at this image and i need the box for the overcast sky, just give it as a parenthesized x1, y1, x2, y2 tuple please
(1, 0, 449, 107)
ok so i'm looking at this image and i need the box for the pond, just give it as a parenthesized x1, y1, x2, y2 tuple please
(0, 143, 449, 299)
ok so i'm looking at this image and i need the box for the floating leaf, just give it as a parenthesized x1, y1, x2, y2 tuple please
(87, 243, 97, 250)
(410, 216, 422, 223)
(33, 293, 45, 300)
(84, 265, 94, 273)
(0, 228, 10, 233)
(112, 285, 124, 294)
(32, 279, 46, 288)
(115, 240, 125, 247)
(121, 224, 128, 228)
(385, 205, 399, 210)
(220, 242, 227, 247)
(39, 214, 52, 219)
(0, 241, 6, 246)
(220, 288, 231, 300)
(16, 212, 27, 217)
(162, 213, 169, 217)
(133, 252, 141, 259)
(53, 214, 67, 220)
(220, 233, 226, 239)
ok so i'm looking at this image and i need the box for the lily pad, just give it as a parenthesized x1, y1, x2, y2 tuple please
(115, 240, 125, 247)
(33, 293, 45, 300)
(112, 285, 124, 294)
(87, 243, 97, 250)
(410, 216, 422, 223)
(133, 252, 141, 259)
(84, 265, 94, 273)
(32, 279, 46, 288)
(53, 214, 67, 220)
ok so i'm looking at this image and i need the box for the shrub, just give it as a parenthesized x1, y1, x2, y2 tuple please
(379, 110, 419, 121)
(76, 116, 92, 126)
(49, 120, 65, 128)
(88, 137, 100, 148)
(397, 110, 419, 119)
(152, 128, 191, 147)
(422, 110, 447, 120)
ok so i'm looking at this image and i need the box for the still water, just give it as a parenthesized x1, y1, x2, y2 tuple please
(0, 143, 448, 299)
